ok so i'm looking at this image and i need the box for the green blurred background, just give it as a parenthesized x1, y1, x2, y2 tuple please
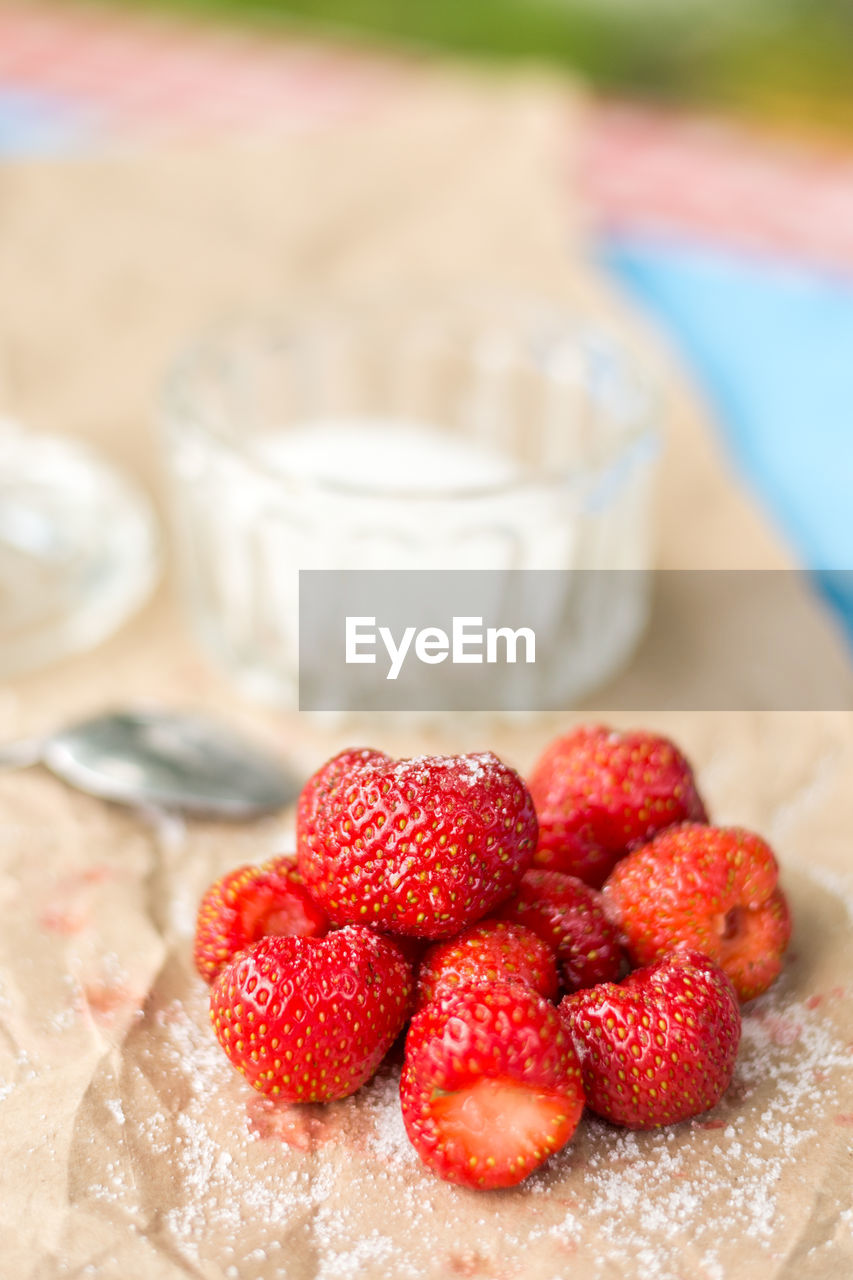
(118, 0, 853, 135)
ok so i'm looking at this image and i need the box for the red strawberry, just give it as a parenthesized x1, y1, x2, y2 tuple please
(194, 856, 329, 983)
(297, 749, 537, 940)
(296, 747, 387, 840)
(559, 950, 741, 1129)
(415, 919, 559, 1012)
(603, 823, 791, 1002)
(528, 725, 708, 888)
(494, 869, 623, 994)
(400, 982, 585, 1188)
(209, 926, 412, 1102)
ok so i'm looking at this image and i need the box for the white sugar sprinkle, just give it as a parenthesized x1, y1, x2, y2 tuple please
(61, 869, 853, 1280)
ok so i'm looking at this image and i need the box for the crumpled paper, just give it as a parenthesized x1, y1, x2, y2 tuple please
(2, 716, 852, 1280)
(1, 50, 852, 1280)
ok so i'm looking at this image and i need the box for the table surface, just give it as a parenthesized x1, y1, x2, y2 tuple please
(1, 8, 852, 1278)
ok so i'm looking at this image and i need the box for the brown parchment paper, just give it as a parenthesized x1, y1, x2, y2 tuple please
(1, 46, 852, 1280)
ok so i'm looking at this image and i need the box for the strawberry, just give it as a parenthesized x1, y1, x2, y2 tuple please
(602, 823, 792, 1002)
(494, 869, 623, 994)
(297, 749, 537, 940)
(415, 919, 559, 1012)
(559, 950, 741, 1129)
(400, 982, 585, 1188)
(296, 747, 387, 840)
(209, 926, 412, 1102)
(528, 725, 708, 888)
(194, 856, 329, 984)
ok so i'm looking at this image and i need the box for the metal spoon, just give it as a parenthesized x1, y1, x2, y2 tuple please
(0, 709, 299, 817)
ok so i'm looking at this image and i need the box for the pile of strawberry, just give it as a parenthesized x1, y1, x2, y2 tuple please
(194, 727, 791, 1190)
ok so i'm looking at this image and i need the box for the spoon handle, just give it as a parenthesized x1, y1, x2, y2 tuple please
(0, 738, 45, 771)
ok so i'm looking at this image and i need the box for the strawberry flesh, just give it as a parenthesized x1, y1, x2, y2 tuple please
(430, 1078, 576, 1174)
(194, 856, 329, 984)
(401, 982, 585, 1188)
(238, 888, 321, 940)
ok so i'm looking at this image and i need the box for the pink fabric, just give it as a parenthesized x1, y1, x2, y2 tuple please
(583, 100, 853, 271)
(0, 4, 398, 140)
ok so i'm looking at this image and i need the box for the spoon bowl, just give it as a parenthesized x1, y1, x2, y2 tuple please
(0, 709, 299, 817)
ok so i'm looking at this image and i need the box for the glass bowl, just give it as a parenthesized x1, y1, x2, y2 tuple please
(158, 292, 660, 710)
(0, 419, 160, 678)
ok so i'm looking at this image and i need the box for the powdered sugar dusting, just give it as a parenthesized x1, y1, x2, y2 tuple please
(523, 973, 853, 1278)
(360, 1066, 419, 1168)
(61, 866, 853, 1279)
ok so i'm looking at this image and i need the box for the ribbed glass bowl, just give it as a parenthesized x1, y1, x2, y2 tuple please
(158, 292, 660, 710)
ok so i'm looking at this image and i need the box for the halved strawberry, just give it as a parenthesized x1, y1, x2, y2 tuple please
(400, 982, 584, 1189)
(430, 1078, 574, 1176)
(415, 919, 559, 1011)
(194, 856, 328, 984)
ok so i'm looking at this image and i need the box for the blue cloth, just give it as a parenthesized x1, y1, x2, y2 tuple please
(602, 236, 853, 639)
